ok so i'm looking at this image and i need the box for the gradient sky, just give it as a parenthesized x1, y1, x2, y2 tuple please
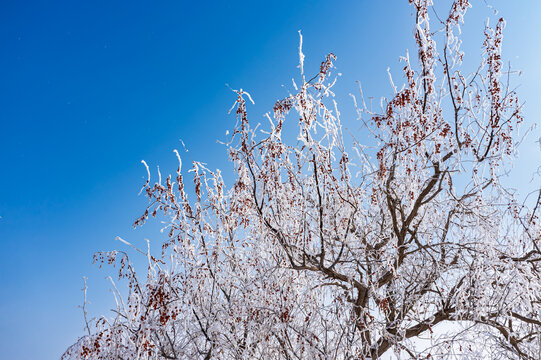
(1, 1, 540, 359)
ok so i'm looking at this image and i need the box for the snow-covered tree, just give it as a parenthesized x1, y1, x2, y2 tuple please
(64, 1, 541, 359)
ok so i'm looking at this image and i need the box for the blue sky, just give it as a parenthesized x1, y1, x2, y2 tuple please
(1, 1, 540, 359)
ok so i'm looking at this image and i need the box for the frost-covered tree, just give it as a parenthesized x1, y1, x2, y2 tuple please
(64, 1, 541, 359)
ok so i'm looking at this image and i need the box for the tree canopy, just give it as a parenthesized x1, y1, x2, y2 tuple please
(64, 1, 541, 359)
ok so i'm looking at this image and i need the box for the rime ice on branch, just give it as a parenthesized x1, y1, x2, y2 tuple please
(64, 1, 540, 359)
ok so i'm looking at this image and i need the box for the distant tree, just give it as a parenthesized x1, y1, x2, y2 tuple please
(63, 1, 541, 359)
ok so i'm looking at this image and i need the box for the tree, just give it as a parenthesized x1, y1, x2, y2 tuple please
(63, 1, 541, 359)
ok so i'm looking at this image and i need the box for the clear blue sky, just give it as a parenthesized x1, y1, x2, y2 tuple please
(0, 1, 539, 359)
